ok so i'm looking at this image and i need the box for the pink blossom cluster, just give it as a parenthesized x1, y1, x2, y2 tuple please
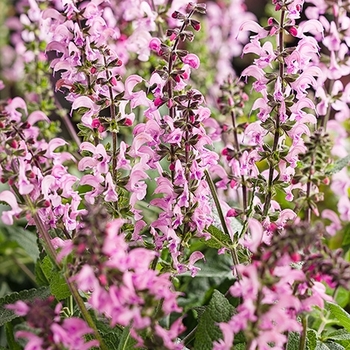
(0, 97, 84, 231)
(7, 297, 98, 350)
(214, 221, 335, 350)
(303, 0, 350, 227)
(61, 218, 184, 349)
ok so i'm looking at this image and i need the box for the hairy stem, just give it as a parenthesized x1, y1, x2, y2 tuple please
(166, 10, 195, 181)
(204, 170, 241, 279)
(263, 9, 285, 218)
(231, 110, 248, 215)
(299, 315, 308, 350)
(103, 55, 118, 181)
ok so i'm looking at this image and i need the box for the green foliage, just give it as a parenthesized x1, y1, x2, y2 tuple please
(327, 302, 350, 332)
(117, 326, 139, 350)
(193, 290, 237, 350)
(5, 322, 21, 350)
(287, 332, 300, 350)
(2, 226, 39, 262)
(201, 225, 232, 250)
(308, 329, 318, 350)
(325, 154, 350, 176)
(177, 248, 235, 310)
(327, 329, 350, 348)
(37, 256, 70, 300)
(0, 287, 50, 327)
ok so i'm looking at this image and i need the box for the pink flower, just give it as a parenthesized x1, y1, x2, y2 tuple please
(16, 331, 44, 349)
(149, 37, 161, 51)
(322, 209, 341, 236)
(6, 300, 29, 316)
(182, 53, 200, 69)
(0, 191, 22, 225)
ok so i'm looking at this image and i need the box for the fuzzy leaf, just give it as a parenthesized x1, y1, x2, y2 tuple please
(193, 290, 235, 350)
(4, 226, 39, 262)
(49, 273, 71, 300)
(104, 331, 123, 349)
(327, 302, 350, 332)
(39, 256, 70, 300)
(316, 342, 332, 350)
(328, 330, 350, 341)
(287, 332, 300, 350)
(317, 341, 346, 350)
(325, 154, 350, 175)
(0, 287, 50, 326)
(308, 329, 318, 350)
(201, 225, 232, 250)
(117, 326, 139, 350)
(5, 322, 21, 350)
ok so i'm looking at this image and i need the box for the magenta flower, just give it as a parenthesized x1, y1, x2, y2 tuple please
(182, 53, 200, 69)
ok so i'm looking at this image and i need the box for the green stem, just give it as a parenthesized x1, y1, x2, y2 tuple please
(103, 55, 118, 182)
(231, 110, 248, 215)
(12, 255, 37, 285)
(64, 271, 108, 350)
(299, 315, 308, 350)
(262, 9, 285, 218)
(204, 170, 241, 279)
(317, 287, 339, 335)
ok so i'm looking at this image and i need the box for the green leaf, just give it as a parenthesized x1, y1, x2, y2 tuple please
(201, 225, 232, 250)
(86, 330, 123, 350)
(326, 154, 350, 175)
(342, 224, 350, 251)
(317, 341, 345, 350)
(35, 260, 49, 286)
(0, 287, 50, 326)
(38, 256, 70, 300)
(326, 330, 350, 349)
(308, 329, 318, 350)
(327, 302, 350, 332)
(5, 322, 21, 350)
(235, 344, 246, 350)
(287, 332, 300, 350)
(49, 273, 71, 300)
(335, 288, 350, 309)
(316, 341, 330, 350)
(117, 326, 138, 350)
(193, 290, 235, 350)
(328, 329, 350, 341)
(104, 331, 123, 350)
(4, 226, 39, 262)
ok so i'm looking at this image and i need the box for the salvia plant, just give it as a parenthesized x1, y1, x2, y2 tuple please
(1, 0, 350, 349)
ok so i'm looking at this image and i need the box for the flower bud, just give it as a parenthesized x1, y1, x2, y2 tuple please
(91, 119, 101, 129)
(288, 26, 298, 37)
(9, 140, 18, 149)
(124, 118, 133, 126)
(191, 19, 201, 31)
(154, 96, 164, 107)
(323, 177, 330, 185)
(226, 208, 238, 217)
(186, 2, 196, 12)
